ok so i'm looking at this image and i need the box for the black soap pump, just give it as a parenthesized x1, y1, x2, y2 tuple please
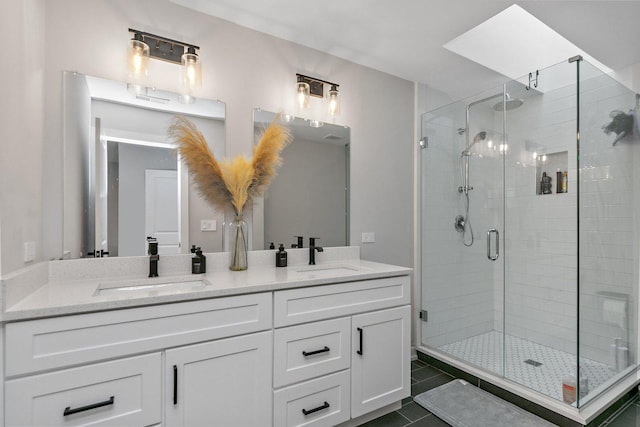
(191, 245, 206, 274)
(276, 244, 288, 267)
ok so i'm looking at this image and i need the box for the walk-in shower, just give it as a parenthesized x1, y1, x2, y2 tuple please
(419, 57, 640, 424)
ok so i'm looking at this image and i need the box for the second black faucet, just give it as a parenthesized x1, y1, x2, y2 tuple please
(309, 237, 324, 265)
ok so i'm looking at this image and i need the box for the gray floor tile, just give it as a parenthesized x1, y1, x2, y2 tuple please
(398, 401, 431, 422)
(411, 365, 444, 382)
(408, 413, 451, 426)
(606, 402, 640, 427)
(411, 373, 454, 397)
(358, 410, 411, 427)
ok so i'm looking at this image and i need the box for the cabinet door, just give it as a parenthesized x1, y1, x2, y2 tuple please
(165, 331, 272, 427)
(351, 305, 411, 418)
(5, 353, 161, 427)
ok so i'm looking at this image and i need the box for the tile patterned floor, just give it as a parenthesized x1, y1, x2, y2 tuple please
(439, 331, 616, 402)
(360, 358, 634, 427)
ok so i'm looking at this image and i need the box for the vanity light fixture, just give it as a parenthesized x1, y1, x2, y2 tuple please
(128, 29, 201, 102)
(295, 74, 340, 117)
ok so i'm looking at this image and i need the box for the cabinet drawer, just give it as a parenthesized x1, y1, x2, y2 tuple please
(5, 353, 161, 427)
(274, 370, 350, 427)
(274, 317, 350, 387)
(6, 292, 272, 377)
(274, 276, 410, 327)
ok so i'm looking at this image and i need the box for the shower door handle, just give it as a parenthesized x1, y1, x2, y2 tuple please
(487, 228, 499, 261)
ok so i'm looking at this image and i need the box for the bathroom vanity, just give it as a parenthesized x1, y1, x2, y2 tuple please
(1, 247, 411, 426)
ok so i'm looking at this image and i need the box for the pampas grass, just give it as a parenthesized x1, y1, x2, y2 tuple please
(168, 114, 291, 215)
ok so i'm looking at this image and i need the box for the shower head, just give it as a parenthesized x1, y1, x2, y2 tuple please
(464, 131, 487, 153)
(473, 131, 487, 143)
(493, 94, 524, 111)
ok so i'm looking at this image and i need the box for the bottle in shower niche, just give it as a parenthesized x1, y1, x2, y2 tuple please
(541, 172, 552, 194)
(556, 170, 568, 193)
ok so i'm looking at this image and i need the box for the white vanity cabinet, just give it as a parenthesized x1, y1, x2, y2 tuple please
(165, 331, 272, 426)
(4, 292, 272, 427)
(3, 266, 411, 427)
(5, 353, 162, 427)
(273, 275, 411, 426)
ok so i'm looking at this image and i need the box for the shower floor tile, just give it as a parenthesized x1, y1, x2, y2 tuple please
(439, 331, 616, 401)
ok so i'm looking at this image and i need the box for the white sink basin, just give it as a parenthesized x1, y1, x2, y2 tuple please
(293, 264, 362, 276)
(95, 278, 210, 296)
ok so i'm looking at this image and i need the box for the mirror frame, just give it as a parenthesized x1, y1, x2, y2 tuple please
(62, 71, 226, 258)
(251, 109, 350, 250)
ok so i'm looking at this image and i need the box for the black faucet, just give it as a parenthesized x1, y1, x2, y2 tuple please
(309, 237, 324, 265)
(292, 236, 304, 248)
(147, 236, 159, 277)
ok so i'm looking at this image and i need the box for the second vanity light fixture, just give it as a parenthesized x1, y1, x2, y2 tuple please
(296, 74, 340, 119)
(128, 28, 201, 103)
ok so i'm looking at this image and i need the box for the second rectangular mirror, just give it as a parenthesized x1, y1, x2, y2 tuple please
(252, 109, 350, 250)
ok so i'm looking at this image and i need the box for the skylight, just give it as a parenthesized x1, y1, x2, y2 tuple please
(443, 4, 611, 91)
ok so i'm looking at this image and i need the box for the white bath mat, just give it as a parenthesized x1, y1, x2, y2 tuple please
(414, 379, 557, 427)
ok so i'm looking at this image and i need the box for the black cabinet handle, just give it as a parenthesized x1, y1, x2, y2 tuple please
(357, 327, 363, 355)
(173, 365, 178, 405)
(302, 401, 330, 416)
(302, 346, 330, 357)
(63, 396, 114, 416)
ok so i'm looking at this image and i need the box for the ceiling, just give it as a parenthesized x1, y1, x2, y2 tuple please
(170, 0, 640, 100)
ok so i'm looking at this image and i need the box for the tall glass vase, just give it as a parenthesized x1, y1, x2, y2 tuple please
(229, 214, 248, 271)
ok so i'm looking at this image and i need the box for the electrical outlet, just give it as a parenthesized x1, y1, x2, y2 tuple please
(24, 241, 36, 262)
(201, 219, 217, 232)
(361, 232, 375, 243)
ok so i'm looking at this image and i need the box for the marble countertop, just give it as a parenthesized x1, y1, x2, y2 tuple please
(2, 248, 411, 321)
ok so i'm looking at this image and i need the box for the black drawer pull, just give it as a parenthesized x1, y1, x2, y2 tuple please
(302, 401, 330, 416)
(302, 346, 330, 357)
(63, 396, 114, 416)
(357, 327, 363, 355)
(173, 365, 178, 405)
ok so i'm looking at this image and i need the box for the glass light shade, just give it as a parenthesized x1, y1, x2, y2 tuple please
(181, 50, 201, 94)
(328, 85, 340, 117)
(128, 38, 149, 82)
(297, 81, 310, 110)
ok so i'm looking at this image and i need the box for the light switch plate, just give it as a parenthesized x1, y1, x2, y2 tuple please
(24, 241, 36, 262)
(361, 232, 375, 243)
(201, 219, 217, 232)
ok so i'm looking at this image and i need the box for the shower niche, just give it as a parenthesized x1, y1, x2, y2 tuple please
(535, 150, 568, 195)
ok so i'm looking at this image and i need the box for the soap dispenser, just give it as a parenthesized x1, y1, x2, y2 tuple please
(276, 244, 288, 267)
(191, 245, 206, 274)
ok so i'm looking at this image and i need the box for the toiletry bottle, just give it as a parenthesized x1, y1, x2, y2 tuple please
(562, 374, 576, 404)
(269, 242, 275, 250)
(276, 244, 287, 267)
(556, 170, 563, 193)
(562, 171, 568, 193)
(541, 172, 552, 194)
(191, 245, 206, 274)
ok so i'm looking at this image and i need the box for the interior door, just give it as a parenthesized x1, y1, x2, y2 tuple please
(145, 169, 180, 255)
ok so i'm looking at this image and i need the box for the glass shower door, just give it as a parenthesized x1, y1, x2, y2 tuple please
(420, 88, 506, 377)
(501, 60, 580, 403)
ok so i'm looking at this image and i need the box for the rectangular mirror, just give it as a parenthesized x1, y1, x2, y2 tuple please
(252, 109, 350, 249)
(63, 72, 226, 258)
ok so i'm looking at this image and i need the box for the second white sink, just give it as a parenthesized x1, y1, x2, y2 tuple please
(95, 278, 210, 297)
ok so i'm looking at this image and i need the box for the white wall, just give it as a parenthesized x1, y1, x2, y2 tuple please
(35, 0, 414, 272)
(0, 0, 45, 275)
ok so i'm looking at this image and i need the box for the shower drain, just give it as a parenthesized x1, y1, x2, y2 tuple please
(524, 359, 543, 367)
